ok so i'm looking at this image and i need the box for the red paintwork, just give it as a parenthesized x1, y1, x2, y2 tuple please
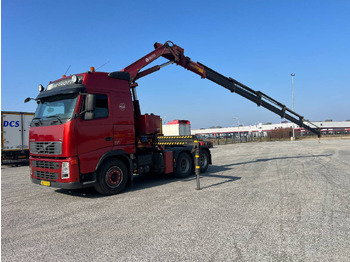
(163, 151, 173, 174)
(29, 122, 78, 157)
(136, 114, 161, 134)
(167, 120, 190, 125)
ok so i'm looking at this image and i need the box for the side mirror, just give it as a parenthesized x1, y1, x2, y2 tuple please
(84, 112, 94, 120)
(83, 94, 96, 120)
(85, 94, 96, 112)
(24, 97, 33, 103)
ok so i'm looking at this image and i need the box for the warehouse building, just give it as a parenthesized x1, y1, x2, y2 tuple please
(191, 121, 350, 139)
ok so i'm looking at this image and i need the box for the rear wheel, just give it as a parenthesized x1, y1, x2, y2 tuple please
(199, 150, 209, 173)
(174, 152, 193, 178)
(94, 159, 128, 195)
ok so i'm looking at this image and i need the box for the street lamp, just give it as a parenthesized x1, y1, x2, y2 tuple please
(232, 117, 241, 127)
(290, 73, 295, 141)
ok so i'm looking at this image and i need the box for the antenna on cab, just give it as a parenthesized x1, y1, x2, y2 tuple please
(62, 65, 71, 77)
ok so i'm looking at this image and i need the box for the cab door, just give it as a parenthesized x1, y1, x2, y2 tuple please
(76, 94, 113, 174)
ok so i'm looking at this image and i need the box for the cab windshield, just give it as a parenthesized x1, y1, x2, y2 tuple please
(34, 93, 79, 120)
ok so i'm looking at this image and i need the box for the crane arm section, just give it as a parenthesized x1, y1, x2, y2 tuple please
(120, 41, 321, 137)
(121, 41, 206, 85)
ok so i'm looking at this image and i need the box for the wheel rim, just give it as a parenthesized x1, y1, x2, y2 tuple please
(200, 153, 208, 168)
(105, 166, 123, 188)
(180, 157, 190, 173)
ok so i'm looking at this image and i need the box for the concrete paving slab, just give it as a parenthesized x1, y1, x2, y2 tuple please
(2, 139, 350, 261)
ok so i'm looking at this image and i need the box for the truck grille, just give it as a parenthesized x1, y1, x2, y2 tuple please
(32, 161, 60, 169)
(30, 142, 62, 155)
(34, 170, 59, 180)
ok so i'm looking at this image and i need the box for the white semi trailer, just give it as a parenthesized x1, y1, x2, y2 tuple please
(1, 111, 34, 164)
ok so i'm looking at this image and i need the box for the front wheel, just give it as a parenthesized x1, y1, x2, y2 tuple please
(94, 159, 128, 195)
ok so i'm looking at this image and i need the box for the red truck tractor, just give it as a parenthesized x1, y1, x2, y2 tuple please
(25, 41, 320, 195)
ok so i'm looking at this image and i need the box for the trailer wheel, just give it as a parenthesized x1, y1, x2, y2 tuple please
(174, 152, 193, 178)
(199, 150, 209, 173)
(95, 159, 128, 195)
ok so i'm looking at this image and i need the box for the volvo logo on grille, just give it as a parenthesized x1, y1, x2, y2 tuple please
(37, 142, 54, 153)
(30, 141, 62, 155)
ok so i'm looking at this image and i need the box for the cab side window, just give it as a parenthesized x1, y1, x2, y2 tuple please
(82, 94, 109, 120)
(94, 95, 109, 119)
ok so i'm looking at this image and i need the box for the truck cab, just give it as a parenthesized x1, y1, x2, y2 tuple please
(30, 71, 135, 189)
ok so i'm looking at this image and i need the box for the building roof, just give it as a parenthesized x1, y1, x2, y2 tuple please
(192, 121, 350, 135)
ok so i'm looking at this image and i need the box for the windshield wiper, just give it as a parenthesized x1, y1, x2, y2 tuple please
(32, 117, 43, 125)
(46, 115, 63, 123)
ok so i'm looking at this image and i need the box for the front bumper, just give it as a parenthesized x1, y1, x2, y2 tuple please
(31, 177, 96, 190)
(30, 156, 94, 189)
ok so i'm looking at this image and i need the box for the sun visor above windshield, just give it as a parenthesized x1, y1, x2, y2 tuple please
(108, 71, 130, 81)
(36, 84, 85, 100)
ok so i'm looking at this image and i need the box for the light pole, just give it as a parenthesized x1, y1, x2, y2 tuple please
(290, 73, 295, 141)
(232, 117, 240, 127)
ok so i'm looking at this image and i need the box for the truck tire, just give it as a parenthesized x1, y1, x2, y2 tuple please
(174, 152, 193, 178)
(199, 150, 209, 173)
(94, 158, 128, 195)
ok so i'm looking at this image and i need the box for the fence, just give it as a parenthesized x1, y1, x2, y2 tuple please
(197, 127, 350, 146)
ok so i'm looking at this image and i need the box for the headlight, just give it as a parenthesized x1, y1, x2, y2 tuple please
(71, 75, 78, 83)
(62, 162, 70, 179)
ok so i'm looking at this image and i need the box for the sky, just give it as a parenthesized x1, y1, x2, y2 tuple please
(2, 0, 350, 129)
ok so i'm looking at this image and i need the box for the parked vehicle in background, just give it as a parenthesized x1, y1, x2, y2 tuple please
(1, 111, 34, 164)
(199, 141, 213, 148)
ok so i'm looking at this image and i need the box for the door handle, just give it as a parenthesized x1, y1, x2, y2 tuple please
(105, 137, 113, 141)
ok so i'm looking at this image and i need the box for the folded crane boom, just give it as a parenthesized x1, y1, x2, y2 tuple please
(122, 41, 321, 137)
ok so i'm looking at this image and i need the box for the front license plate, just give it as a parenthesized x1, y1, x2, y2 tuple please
(40, 180, 51, 187)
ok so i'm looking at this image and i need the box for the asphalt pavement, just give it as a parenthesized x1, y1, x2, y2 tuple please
(2, 138, 350, 261)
